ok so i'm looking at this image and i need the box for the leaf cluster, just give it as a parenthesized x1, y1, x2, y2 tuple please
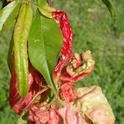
(0, 0, 63, 96)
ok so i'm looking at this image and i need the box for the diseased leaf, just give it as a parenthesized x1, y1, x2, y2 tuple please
(13, 4, 33, 96)
(28, 11, 63, 93)
(0, 1, 19, 31)
(74, 86, 115, 124)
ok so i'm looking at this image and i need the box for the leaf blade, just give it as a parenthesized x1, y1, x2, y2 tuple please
(38, 0, 47, 7)
(28, 11, 63, 93)
(102, 0, 116, 22)
(0, 1, 19, 31)
(18, 117, 27, 124)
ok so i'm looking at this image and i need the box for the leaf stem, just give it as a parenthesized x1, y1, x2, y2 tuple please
(23, 86, 49, 111)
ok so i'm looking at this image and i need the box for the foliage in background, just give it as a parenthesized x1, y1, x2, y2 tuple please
(0, 0, 124, 123)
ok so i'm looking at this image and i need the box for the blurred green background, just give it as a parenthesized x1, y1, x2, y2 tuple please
(0, 0, 124, 123)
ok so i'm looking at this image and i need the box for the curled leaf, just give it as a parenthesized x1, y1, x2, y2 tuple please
(74, 86, 115, 124)
(13, 3, 33, 96)
(38, 5, 56, 18)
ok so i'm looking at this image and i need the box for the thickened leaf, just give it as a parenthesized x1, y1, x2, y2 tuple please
(74, 86, 115, 124)
(28, 11, 63, 92)
(0, 1, 19, 31)
(14, 4, 33, 96)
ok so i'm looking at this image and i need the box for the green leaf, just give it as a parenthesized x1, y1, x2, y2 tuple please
(0, 22, 14, 79)
(7, 38, 13, 72)
(28, 11, 63, 93)
(102, 0, 116, 22)
(13, 4, 33, 96)
(18, 117, 27, 124)
(38, 0, 47, 7)
(0, 1, 20, 31)
(0, 1, 3, 9)
(38, 5, 56, 18)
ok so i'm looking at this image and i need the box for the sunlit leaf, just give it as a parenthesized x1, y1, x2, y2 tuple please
(0, 1, 20, 31)
(38, 0, 47, 6)
(28, 11, 63, 93)
(38, 5, 56, 18)
(18, 117, 27, 124)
